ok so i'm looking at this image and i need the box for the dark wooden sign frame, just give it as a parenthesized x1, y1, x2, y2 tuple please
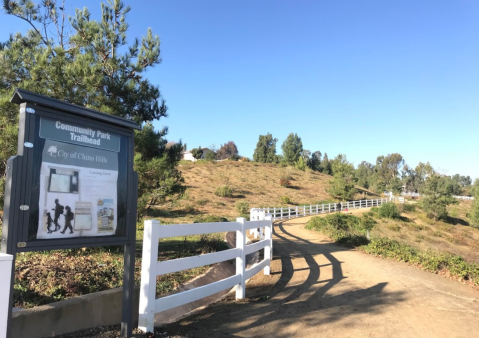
(1, 89, 140, 338)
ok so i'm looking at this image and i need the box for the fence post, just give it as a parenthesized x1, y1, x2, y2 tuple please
(0, 254, 13, 338)
(303, 205, 306, 216)
(138, 220, 161, 333)
(347, 201, 350, 209)
(296, 206, 298, 217)
(273, 207, 276, 221)
(236, 217, 246, 299)
(322, 204, 324, 213)
(264, 215, 272, 275)
(288, 206, 291, 218)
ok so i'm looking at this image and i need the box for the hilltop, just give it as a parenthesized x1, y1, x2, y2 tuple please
(152, 160, 378, 224)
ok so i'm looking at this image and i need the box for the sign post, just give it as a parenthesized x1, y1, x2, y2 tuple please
(1, 89, 140, 338)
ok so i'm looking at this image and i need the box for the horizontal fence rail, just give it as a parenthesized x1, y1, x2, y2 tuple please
(251, 198, 392, 222)
(138, 216, 273, 333)
(401, 192, 475, 200)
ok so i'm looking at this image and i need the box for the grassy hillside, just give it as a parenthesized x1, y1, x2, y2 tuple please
(370, 200, 479, 264)
(152, 160, 378, 224)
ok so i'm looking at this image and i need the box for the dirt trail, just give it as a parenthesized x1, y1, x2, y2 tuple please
(158, 215, 479, 338)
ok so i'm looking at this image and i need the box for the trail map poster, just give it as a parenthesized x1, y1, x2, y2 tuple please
(36, 117, 120, 239)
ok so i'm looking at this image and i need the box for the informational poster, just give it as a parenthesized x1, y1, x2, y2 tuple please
(36, 117, 120, 239)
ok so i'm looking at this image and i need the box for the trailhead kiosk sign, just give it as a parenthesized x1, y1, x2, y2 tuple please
(1, 89, 139, 338)
(38, 119, 120, 239)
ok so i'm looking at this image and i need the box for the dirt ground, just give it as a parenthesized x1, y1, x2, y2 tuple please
(59, 213, 479, 337)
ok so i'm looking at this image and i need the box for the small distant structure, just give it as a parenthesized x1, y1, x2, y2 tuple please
(182, 147, 211, 162)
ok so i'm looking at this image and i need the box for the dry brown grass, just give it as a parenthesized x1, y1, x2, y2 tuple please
(369, 200, 479, 264)
(150, 160, 378, 224)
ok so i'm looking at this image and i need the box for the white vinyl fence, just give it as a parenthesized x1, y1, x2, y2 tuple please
(138, 215, 273, 333)
(401, 192, 475, 200)
(0, 254, 13, 338)
(251, 198, 392, 222)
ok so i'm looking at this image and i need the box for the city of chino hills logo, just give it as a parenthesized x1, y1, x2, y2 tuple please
(47, 145, 58, 157)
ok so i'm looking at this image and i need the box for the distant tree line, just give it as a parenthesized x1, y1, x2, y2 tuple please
(249, 131, 477, 222)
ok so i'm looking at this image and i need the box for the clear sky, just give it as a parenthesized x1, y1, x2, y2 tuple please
(1, 1, 478, 180)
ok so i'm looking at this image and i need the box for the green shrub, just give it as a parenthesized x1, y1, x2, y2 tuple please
(295, 157, 306, 171)
(470, 191, 479, 229)
(279, 178, 291, 187)
(197, 199, 209, 206)
(402, 203, 416, 212)
(214, 185, 233, 197)
(235, 201, 250, 215)
(314, 199, 336, 205)
(306, 213, 366, 246)
(359, 214, 376, 239)
(363, 238, 479, 285)
(378, 202, 400, 219)
(279, 196, 291, 204)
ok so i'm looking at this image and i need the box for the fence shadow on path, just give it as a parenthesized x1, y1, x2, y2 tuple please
(160, 219, 406, 338)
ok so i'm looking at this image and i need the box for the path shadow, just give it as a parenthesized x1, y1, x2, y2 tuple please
(158, 219, 406, 337)
(445, 216, 469, 226)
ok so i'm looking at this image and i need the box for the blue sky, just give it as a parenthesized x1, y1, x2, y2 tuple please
(1, 1, 478, 180)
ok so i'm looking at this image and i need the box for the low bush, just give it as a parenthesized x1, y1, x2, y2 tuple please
(214, 185, 233, 197)
(235, 201, 250, 215)
(307, 214, 479, 286)
(197, 198, 209, 206)
(378, 202, 401, 219)
(279, 196, 291, 204)
(306, 213, 367, 247)
(279, 178, 291, 187)
(363, 238, 479, 285)
(402, 203, 416, 212)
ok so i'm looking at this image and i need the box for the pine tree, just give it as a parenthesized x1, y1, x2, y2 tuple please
(327, 154, 357, 200)
(253, 133, 278, 163)
(281, 133, 303, 165)
(320, 153, 332, 175)
(0, 1, 183, 216)
(420, 175, 457, 221)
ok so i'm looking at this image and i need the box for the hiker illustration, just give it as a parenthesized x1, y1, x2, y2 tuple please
(52, 199, 64, 231)
(61, 205, 75, 234)
(45, 212, 54, 234)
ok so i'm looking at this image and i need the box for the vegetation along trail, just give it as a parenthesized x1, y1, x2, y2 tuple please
(154, 214, 479, 338)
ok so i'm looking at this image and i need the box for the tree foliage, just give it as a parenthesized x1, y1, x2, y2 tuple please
(216, 141, 238, 160)
(327, 154, 357, 200)
(191, 147, 203, 160)
(307, 151, 321, 171)
(470, 189, 479, 229)
(420, 175, 457, 221)
(320, 153, 332, 175)
(0, 0, 183, 217)
(355, 161, 374, 189)
(281, 133, 303, 165)
(253, 133, 278, 163)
